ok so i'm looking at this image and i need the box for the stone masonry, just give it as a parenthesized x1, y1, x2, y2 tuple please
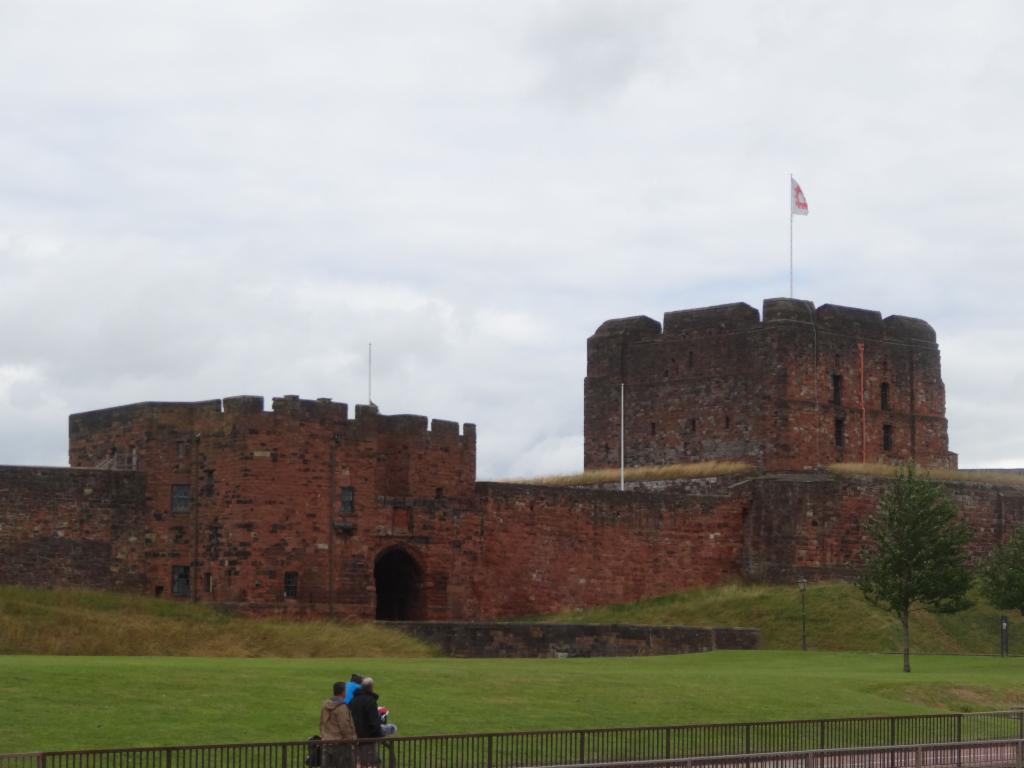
(0, 298, 1017, 621)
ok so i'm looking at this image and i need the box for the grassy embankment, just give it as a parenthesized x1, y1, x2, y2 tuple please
(0, 586, 432, 657)
(533, 582, 1019, 656)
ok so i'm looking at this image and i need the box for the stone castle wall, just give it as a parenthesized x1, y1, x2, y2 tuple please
(0, 298, 1015, 621)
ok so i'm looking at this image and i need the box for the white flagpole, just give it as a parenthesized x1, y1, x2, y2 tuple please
(368, 342, 373, 405)
(619, 382, 625, 491)
(789, 174, 794, 298)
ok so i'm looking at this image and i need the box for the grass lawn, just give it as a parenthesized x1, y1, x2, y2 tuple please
(2, 652, 1024, 754)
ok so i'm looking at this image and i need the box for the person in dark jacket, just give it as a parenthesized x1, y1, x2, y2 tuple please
(349, 677, 384, 766)
(349, 678, 383, 739)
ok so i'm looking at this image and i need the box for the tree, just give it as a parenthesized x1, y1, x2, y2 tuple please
(978, 526, 1024, 616)
(856, 463, 973, 672)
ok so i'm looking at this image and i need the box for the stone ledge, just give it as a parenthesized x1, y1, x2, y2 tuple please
(386, 621, 760, 658)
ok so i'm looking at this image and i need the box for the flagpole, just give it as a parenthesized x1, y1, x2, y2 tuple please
(789, 174, 794, 298)
(619, 382, 625, 492)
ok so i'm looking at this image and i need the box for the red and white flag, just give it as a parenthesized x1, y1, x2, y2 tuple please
(791, 176, 808, 216)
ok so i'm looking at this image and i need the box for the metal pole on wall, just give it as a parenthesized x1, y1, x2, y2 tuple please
(858, 342, 866, 463)
(790, 174, 794, 299)
(620, 382, 625, 491)
(799, 577, 808, 651)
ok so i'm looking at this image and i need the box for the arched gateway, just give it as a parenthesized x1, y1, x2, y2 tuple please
(373, 547, 425, 620)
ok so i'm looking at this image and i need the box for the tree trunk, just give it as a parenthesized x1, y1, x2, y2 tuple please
(901, 609, 911, 673)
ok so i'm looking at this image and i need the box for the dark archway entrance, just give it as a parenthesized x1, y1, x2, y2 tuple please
(374, 548, 425, 621)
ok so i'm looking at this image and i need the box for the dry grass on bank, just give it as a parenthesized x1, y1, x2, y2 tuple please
(0, 586, 435, 657)
(828, 463, 1024, 487)
(508, 461, 754, 487)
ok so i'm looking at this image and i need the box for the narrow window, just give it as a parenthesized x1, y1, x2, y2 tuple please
(725, 415, 731, 429)
(650, 422, 656, 436)
(832, 375, 843, 406)
(171, 484, 191, 514)
(171, 566, 191, 597)
(204, 572, 213, 594)
(687, 351, 694, 368)
(689, 418, 697, 432)
(834, 418, 845, 448)
(883, 424, 894, 451)
(283, 571, 299, 599)
(435, 486, 444, 499)
(881, 382, 891, 411)
(340, 486, 356, 515)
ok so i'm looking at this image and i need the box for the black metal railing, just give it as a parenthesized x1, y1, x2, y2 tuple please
(3, 710, 1022, 768)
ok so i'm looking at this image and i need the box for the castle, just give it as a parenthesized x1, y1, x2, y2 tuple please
(0, 299, 1019, 621)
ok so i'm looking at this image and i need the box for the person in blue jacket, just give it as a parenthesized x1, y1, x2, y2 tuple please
(343, 674, 364, 705)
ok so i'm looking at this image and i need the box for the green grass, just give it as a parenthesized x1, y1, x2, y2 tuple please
(1, 653, 1023, 753)
(531, 582, 1020, 655)
(0, 586, 433, 657)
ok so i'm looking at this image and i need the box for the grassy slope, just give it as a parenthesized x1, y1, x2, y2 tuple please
(531, 583, 1019, 655)
(1, 653, 1023, 753)
(0, 586, 433, 657)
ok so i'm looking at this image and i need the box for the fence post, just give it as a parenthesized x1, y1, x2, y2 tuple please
(35, 754, 45, 768)
(1016, 740, 1023, 768)
(745, 724, 751, 754)
(915, 746, 923, 768)
(164, 748, 172, 768)
(486, 734, 494, 768)
(819, 720, 825, 751)
(578, 732, 585, 765)
(280, 744, 287, 768)
(665, 727, 673, 761)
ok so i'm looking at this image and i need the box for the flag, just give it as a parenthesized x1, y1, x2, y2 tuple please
(791, 176, 808, 216)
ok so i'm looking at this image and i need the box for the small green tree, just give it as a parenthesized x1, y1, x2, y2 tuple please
(857, 463, 973, 672)
(978, 526, 1024, 616)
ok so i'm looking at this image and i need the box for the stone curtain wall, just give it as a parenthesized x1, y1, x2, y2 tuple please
(2, 457, 1023, 618)
(0, 465, 148, 590)
(389, 622, 761, 658)
(584, 299, 955, 473)
(741, 474, 1024, 582)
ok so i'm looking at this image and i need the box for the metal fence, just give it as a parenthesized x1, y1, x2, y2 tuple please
(538, 738, 1024, 768)
(2, 711, 1022, 768)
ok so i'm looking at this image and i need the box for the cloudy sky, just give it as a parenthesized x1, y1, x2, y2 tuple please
(2, 1, 1023, 478)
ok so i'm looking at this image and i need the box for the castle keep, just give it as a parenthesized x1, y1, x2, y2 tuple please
(585, 299, 955, 472)
(0, 299, 1020, 621)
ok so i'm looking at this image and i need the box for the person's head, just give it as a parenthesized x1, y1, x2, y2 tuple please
(333, 681, 345, 697)
(362, 677, 375, 693)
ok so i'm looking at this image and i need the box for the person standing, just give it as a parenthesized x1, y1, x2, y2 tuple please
(319, 682, 356, 768)
(349, 677, 384, 766)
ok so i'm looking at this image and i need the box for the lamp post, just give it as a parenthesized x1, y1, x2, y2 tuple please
(798, 577, 808, 651)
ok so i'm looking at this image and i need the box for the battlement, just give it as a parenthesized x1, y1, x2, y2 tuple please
(71, 395, 475, 442)
(590, 299, 937, 346)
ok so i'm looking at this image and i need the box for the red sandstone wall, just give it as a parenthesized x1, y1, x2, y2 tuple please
(0, 465, 148, 590)
(743, 475, 1024, 582)
(450, 484, 748, 619)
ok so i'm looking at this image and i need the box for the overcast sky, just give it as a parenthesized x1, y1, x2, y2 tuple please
(2, 1, 1024, 478)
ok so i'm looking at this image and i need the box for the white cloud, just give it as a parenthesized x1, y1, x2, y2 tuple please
(1, 1, 1024, 476)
